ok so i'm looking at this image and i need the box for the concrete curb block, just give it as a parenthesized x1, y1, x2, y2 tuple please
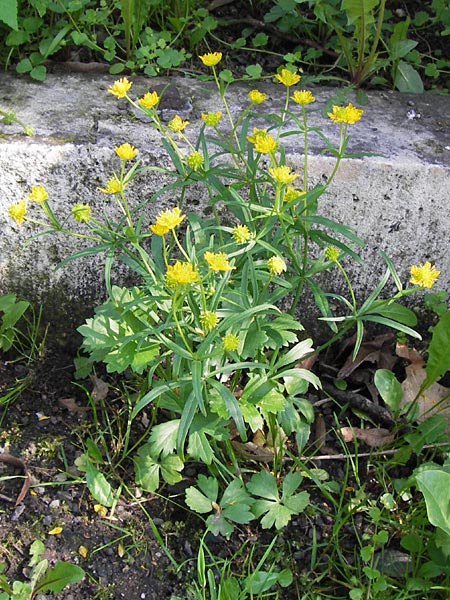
(1, 72, 449, 330)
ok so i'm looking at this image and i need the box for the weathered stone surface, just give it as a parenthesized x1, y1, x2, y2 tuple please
(0, 72, 449, 333)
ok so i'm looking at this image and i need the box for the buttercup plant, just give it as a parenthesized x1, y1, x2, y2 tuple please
(7, 55, 440, 535)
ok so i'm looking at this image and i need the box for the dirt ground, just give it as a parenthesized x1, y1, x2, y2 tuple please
(1, 331, 441, 599)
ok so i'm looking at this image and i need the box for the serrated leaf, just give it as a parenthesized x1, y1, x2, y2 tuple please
(134, 443, 183, 492)
(206, 512, 234, 538)
(148, 420, 180, 456)
(247, 470, 279, 501)
(281, 471, 303, 498)
(185, 486, 213, 514)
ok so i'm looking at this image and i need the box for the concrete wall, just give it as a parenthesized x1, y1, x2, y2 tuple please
(1, 72, 449, 332)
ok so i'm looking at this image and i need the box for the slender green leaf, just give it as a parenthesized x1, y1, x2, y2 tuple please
(423, 312, 450, 391)
(85, 461, 114, 507)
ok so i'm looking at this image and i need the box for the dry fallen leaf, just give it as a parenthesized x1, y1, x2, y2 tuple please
(340, 426, 395, 448)
(91, 376, 109, 402)
(231, 440, 274, 463)
(48, 526, 63, 535)
(397, 343, 450, 425)
(59, 397, 89, 414)
(338, 333, 396, 379)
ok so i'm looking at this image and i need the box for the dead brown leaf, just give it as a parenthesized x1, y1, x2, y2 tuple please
(402, 364, 450, 423)
(396, 343, 450, 425)
(91, 376, 109, 402)
(340, 426, 395, 448)
(59, 397, 89, 414)
(231, 440, 274, 463)
(338, 333, 396, 379)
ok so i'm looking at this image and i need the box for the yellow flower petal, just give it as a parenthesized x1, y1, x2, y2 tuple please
(138, 91, 160, 110)
(409, 262, 440, 288)
(108, 77, 132, 98)
(165, 261, 199, 286)
(78, 545, 89, 558)
(28, 185, 48, 203)
(269, 165, 298, 184)
(199, 52, 222, 67)
(275, 68, 301, 87)
(7, 199, 27, 225)
(94, 504, 108, 517)
(115, 143, 138, 161)
(204, 251, 235, 271)
(48, 526, 63, 535)
(291, 90, 315, 105)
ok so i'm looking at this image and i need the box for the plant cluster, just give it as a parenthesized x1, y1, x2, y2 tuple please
(0, 539, 84, 600)
(4, 54, 450, 597)
(0, 0, 449, 92)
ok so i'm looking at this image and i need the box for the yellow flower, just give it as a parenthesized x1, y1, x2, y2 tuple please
(166, 261, 199, 286)
(8, 199, 27, 225)
(223, 333, 239, 352)
(291, 90, 315, 105)
(204, 251, 235, 272)
(275, 68, 301, 87)
(269, 165, 298, 184)
(115, 143, 138, 161)
(324, 246, 340, 262)
(232, 224, 253, 244)
(98, 177, 123, 194)
(168, 115, 189, 133)
(72, 202, 91, 223)
(48, 526, 63, 535)
(199, 311, 220, 332)
(267, 255, 287, 275)
(108, 77, 132, 98)
(150, 207, 185, 235)
(248, 89, 266, 104)
(247, 129, 278, 154)
(28, 185, 48, 203)
(284, 186, 305, 203)
(199, 52, 222, 67)
(409, 262, 440, 288)
(201, 111, 222, 127)
(187, 151, 204, 171)
(138, 91, 160, 110)
(328, 103, 363, 125)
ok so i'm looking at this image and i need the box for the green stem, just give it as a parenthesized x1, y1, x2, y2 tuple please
(360, 0, 387, 82)
(336, 259, 357, 312)
(325, 123, 347, 187)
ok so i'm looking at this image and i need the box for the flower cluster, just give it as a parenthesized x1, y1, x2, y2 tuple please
(165, 261, 199, 287)
(204, 251, 234, 272)
(247, 128, 278, 154)
(328, 103, 363, 125)
(150, 207, 185, 236)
